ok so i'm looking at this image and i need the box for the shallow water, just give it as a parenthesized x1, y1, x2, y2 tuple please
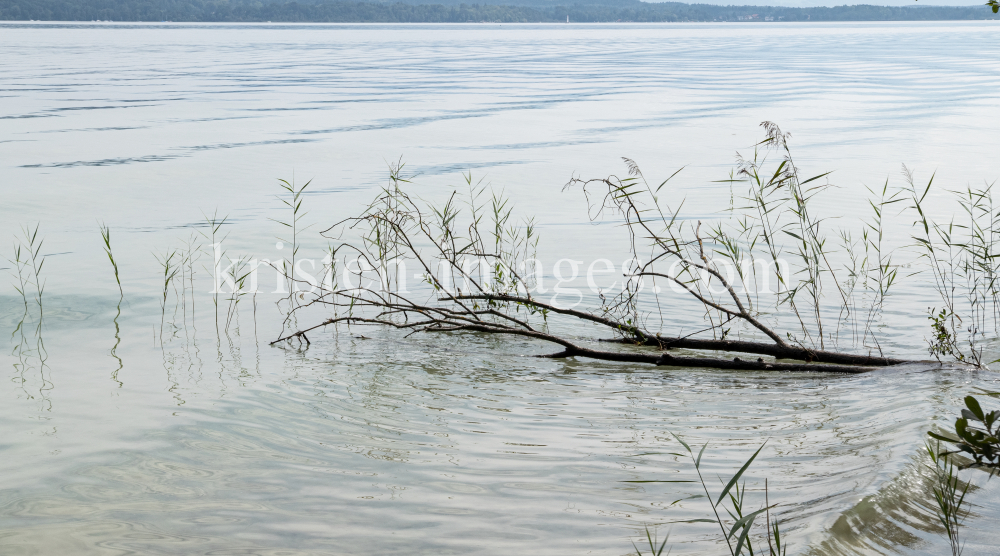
(2, 21, 1000, 555)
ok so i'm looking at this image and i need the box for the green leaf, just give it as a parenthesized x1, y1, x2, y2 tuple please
(927, 431, 957, 443)
(670, 432, 692, 454)
(955, 418, 977, 444)
(966, 396, 985, 421)
(716, 442, 766, 508)
(734, 512, 760, 556)
(799, 171, 833, 186)
(727, 506, 771, 540)
(696, 442, 708, 469)
(656, 166, 686, 193)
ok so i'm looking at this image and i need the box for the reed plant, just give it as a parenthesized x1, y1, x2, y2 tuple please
(632, 527, 669, 556)
(98, 223, 126, 385)
(181, 233, 201, 328)
(27, 226, 46, 325)
(631, 436, 786, 556)
(99, 223, 123, 300)
(155, 249, 180, 340)
(635, 433, 981, 556)
(200, 211, 229, 334)
(22, 225, 46, 329)
(905, 168, 1000, 366)
(716, 128, 840, 350)
(272, 122, 922, 371)
(859, 181, 905, 355)
(5, 226, 52, 407)
(271, 177, 311, 335)
(224, 254, 252, 335)
(320, 243, 339, 329)
(750, 124, 839, 349)
(926, 441, 970, 556)
(833, 228, 863, 346)
(7, 224, 47, 357)
(375, 162, 408, 294)
(9, 239, 33, 338)
(7, 225, 47, 372)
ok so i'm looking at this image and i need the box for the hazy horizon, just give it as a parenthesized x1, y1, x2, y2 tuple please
(647, 0, 986, 6)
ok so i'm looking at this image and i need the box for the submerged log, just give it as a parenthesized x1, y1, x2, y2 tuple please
(538, 346, 908, 374)
(600, 337, 908, 366)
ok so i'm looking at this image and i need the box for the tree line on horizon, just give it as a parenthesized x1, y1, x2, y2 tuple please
(2, 0, 999, 23)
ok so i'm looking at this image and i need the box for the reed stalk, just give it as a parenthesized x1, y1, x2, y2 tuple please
(99, 223, 122, 300)
(200, 211, 228, 335)
(630, 435, 786, 556)
(926, 441, 970, 556)
(271, 177, 311, 334)
(224, 255, 252, 335)
(155, 249, 180, 341)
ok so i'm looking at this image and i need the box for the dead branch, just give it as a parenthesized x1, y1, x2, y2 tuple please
(273, 130, 929, 373)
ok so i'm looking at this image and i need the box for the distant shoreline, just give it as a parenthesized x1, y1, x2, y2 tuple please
(2, 0, 998, 23)
(3, 19, 1000, 24)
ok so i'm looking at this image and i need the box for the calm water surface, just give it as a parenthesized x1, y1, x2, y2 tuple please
(2, 21, 1000, 555)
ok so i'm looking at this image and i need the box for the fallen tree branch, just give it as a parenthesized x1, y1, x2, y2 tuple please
(542, 346, 885, 374)
(269, 311, 916, 373)
(274, 130, 947, 373)
(599, 336, 908, 366)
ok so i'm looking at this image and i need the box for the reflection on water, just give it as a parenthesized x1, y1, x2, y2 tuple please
(1, 287, 999, 555)
(11, 314, 51, 414)
(805, 454, 1000, 556)
(2, 326, 998, 555)
(109, 302, 123, 388)
(8, 225, 52, 413)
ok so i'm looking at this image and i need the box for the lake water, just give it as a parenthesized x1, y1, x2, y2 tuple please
(2, 21, 1000, 555)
